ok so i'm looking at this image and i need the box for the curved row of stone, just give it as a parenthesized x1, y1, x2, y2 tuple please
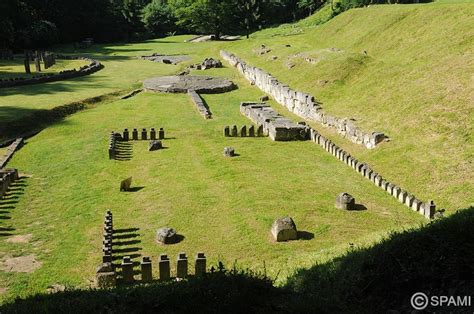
(0, 55, 103, 88)
(220, 50, 386, 149)
(308, 128, 436, 219)
(0, 138, 24, 169)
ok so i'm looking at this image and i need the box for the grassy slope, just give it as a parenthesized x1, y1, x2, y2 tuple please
(0, 1, 472, 304)
(223, 1, 474, 213)
(2, 207, 473, 313)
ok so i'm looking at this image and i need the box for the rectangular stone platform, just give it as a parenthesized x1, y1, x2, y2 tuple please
(240, 102, 310, 141)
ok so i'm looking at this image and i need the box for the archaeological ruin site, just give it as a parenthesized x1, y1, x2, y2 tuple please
(0, 0, 472, 312)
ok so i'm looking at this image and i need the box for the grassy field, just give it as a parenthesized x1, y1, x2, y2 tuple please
(0, 0, 472, 304)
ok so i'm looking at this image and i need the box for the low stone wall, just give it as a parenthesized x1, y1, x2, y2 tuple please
(188, 90, 212, 119)
(308, 128, 436, 219)
(221, 50, 386, 149)
(0, 55, 103, 88)
(240, 102, 310, 141)
(0, 138, 23, 169)
(223, 124, 265, 137)
(0, 168, 19, 199)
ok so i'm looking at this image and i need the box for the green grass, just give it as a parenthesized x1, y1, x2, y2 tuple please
(0, 1, 472, 304)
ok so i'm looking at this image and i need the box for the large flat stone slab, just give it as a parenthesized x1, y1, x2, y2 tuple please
(144, 75, 236, 94)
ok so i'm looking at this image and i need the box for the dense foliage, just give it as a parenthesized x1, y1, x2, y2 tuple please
(1, 0, 431, 51)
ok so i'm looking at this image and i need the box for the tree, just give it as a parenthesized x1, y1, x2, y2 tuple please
(237, 0, 264, 39)
(298, 0, 324, 17)
(169, 0, 238, 39)
(141, 0, 176, 36)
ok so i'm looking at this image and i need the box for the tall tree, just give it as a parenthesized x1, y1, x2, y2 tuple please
(237, 0, 264, 39)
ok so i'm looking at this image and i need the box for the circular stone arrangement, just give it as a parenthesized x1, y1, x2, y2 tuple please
(143, 75, 236, 94)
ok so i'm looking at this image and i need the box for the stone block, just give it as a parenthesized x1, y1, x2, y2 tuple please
(149, 140, 163, 151)
(257, 125, 264, 137)
(224, 147, 235, 157)
(120, 177, 132, 192)
(335, 193, 355, 210)
(121, 256, 134, 283)
(195, 252, 207, 276)
(412, 199, 422, 212)
(271, 217, 297, 242)
(96, 262, 116, 288)
(423, 200, 436, 219)
(123, 129, 129, 141)
(141, 256, 153, 282)
(398, 190, 408, 203)
(156, 227, 177, 244)
(150, 128, 156, 140)
(159, 254, 171, 280)
(405, 194, 415, 207)
(132, 128, 139, 140)
(224, 126, 230, 137)
(231, 125, 238, 137)
(176, 252, 188, 278)
(159, 128, 165, 140)
(141, 128, 147, 140)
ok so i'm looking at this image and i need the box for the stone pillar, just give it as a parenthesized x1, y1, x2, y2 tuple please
(121, 256, 134, 283)
(123, 129, 129, 141)
(257, 125, 264, 137)
(224, 126, 230, 137)
(150, 128, 156, 140)
(240, 125, 247, 137)
(176, 252, 188, 278)
(231, 125, 238, 137)
(159, 128, 165, 140)
(248, 125, 255, 137)
(96, 262, 116, 288)
(423, 200, 436, 219)
(158, 254, 170, 280)
(141, 128, 147, 140)
(195, 252, 206, 276)
(141, 256, 153, 282)
(132, 128, 139, 140)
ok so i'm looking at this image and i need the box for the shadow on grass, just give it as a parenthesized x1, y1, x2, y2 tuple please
(297, 231, 314, 240)
(1, 207, 473, 313)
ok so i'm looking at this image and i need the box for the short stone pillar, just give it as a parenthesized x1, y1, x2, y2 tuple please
(141, 128, 147, 140)
(335, 193, 356, 210)
(271, 217, 297, 242)
(231, 125, 238, 137)
(120, 177, 132, 192)
(123, 129, 129, 141)
(176, 252, 188, 278)
(132, 128, 139, 140)
(121, 256, 134, 283)
(260, 95, 269, 102)
(159, 254, 171, 280)
(224, 126, 230, 137)
(223, 147, 235, 157)
(159, 128, 165, 140)
(195, 252, 206, 276)
(141, 256, 153, 282)
(424, 200, 436, 219)
(150, 128, 156, 140)
(248, 125, 255, 137)
(257, 125, 264, 137)
(240, 125, 247, 137)
(96, 262, 116, 288)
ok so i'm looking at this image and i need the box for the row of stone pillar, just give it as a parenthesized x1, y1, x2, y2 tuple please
(108, 132, 121, 160)
(224, 125, 264, 137)
(309, 129, 436, 219)
(0, 168, 19, 199)
(121, 252, 207, 283)
(102, 210, 113, 263)
(122, 128, 164, 141)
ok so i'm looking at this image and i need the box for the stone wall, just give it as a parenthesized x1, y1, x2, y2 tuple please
(308, 128, 436, 219)
(0, 55, 103, 88)
(188, 90, 212, 119)
(0, 138, 23, 169)
(0, 168, 19, 199)
(220, 50, 386, 149)
(240, 102, 310, 141)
